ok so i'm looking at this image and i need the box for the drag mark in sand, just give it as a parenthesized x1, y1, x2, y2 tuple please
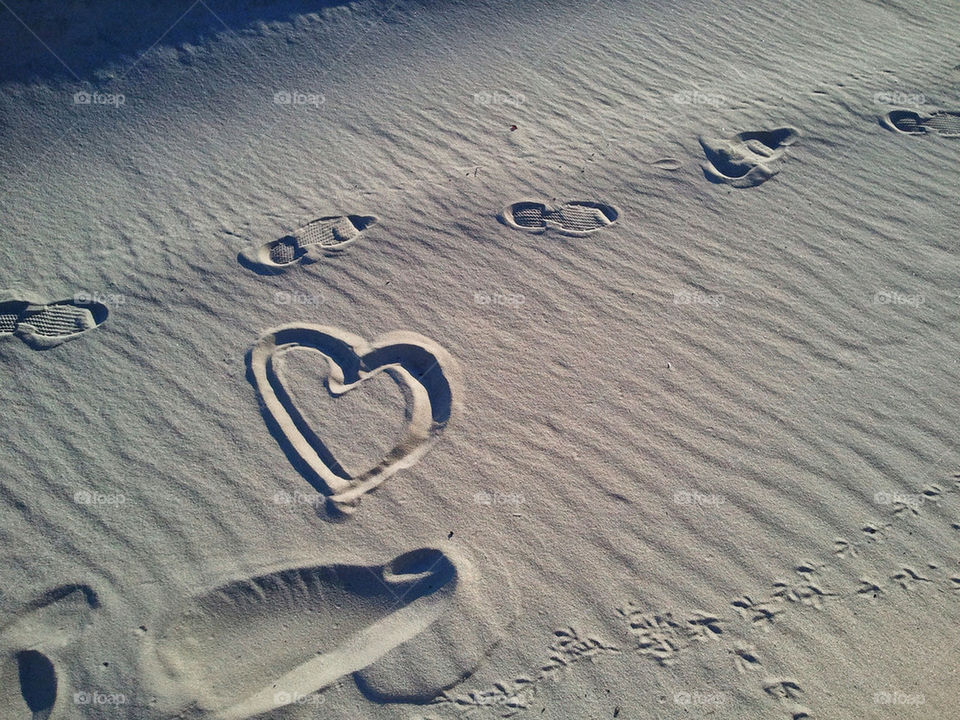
(143, 548, 459, 720)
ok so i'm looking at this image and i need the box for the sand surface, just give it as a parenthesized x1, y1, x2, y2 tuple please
(1, 0, 959, 718)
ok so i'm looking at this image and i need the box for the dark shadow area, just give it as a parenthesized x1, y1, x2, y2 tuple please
(881, 109, 924, 133)
(881, 109, 960, 137)
(17, 650, 57, 715)
(384, 547, 457, 594)
(237, 215, 376, 275)
(59, 299, 110, 327)
(244, 345, 349, 511)
(30, 583, 100, 611)
(699, 143, 752, 180)
(347, 214, 377, 232)
(353, 669, 475, 705)
(246, 326, 455, 518)
(265, 349, 352, 481)
(500, 201, 547, 230)
(738, 128, 796, 150)
(207, 549, 455, 603)
(0, 0, 355, 84)
(0, 300, 30, 334)
(237, 238, 298, 276)
(701, 166, 727, 184)
(0, 294, 108, 348)
(363, 343, 454, 426)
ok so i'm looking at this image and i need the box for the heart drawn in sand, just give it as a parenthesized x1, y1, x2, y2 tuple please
(248, 324, 458, 515)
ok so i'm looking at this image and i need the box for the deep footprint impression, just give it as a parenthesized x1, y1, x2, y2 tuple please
(142, 547, 513, 719)
(499, 200, 620, 236)
(0, 291, 108, 349)
(238, 214, 377, 273)
(881, 109, 960, 137)
(247, 324, 458, 515)
(0, 584, 100, 720)
(699, 127, 800, 188)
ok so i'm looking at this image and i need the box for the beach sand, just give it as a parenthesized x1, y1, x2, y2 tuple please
(1, 0, 959, 717)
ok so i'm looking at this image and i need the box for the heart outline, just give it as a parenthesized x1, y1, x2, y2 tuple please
(248, 324, 458, 515)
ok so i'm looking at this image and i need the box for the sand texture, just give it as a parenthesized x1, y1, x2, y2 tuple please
(1, 0, 959, 718)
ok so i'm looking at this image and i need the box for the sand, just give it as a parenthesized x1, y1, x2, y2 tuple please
(1, 0, 959, 718)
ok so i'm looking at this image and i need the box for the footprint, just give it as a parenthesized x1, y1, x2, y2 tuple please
(143, 547, 500, 719)
(771, 566, 838, 609)
(699, 127, 800, 188)
(0, 584, 99, 720)
(435, 627, 616, 710)
(833, 538, 857, 558)
(354, 546, 519, 703)
(891, 566, 933, 591)
(238, 214, 377, 274)
(856, 579, 884, 601)
(617, 607, 721, 665)
(861, 523, 889, 544)
(732, 645, 762, 673)
(498, 200, 620, 236)
(763, 677, 804, 701)
(881, 109, 960, 138)
(0, 291, 108, 350)
(762, 678, 811, 719)
(731, 595, 783, 629)
(247, 324, 459, 516)
(16, 651, 57, 719)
